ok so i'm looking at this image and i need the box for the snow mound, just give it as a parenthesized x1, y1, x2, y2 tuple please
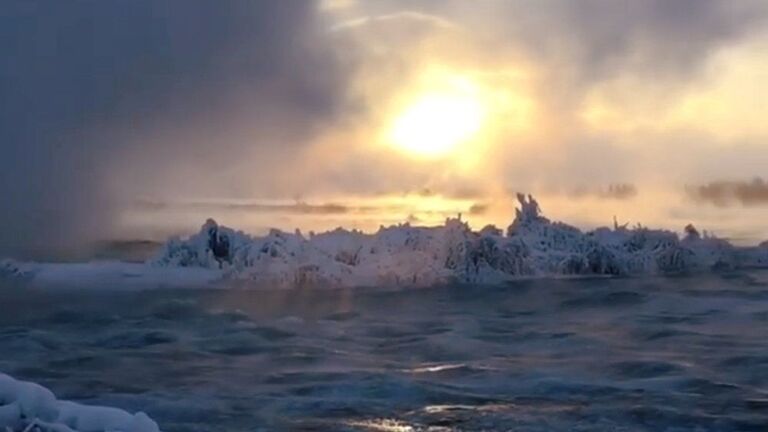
(153, 194, 768, 287)
(0, 372, 160, 432)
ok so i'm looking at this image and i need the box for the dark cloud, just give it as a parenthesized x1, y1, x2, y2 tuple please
(134, 198, 486, 221)
(522, 0, 767, 82)
(136, 199, 351, 215)
(687, 178, 768, 207)
(564, 183, 639, 200)
(0, 1, 349, 257)
(411, 187, 484, 200)
(468, 203, 489, 215)
(347, 0, 768, 84)
(599, 184, 638, 200)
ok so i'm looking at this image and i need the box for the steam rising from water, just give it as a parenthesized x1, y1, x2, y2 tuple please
(4, 1, 768, 256)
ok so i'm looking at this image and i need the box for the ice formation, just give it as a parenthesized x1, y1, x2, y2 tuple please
(152, 194, 768, 287)
(0, 373, 160, 432)
(0, 259, 220, 290)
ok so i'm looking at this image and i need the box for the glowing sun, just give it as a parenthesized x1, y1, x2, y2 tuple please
(388, 81, 485, 158)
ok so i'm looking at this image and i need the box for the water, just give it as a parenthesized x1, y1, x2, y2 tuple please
(2, 272, 768, 431)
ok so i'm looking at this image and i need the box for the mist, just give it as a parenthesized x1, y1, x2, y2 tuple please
(0, 1, 349, 257)
(3, 0, 768, 257)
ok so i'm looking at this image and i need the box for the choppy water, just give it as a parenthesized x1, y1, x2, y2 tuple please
(2, 272, 768, 431)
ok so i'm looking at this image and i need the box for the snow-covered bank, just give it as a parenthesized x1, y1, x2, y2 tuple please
(152, 194, 768, 287)
(0, 373, 159, 432)
(3, 194, 768, 289)
(0, 260, 221, 290)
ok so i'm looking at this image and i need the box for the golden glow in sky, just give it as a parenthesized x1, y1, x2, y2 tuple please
(387, 77, 485, 158)
(370, 63, 538, 168)
(148, 2, 768, 245)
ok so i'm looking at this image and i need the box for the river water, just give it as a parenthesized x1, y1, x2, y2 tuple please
(1, 271, 768, 431)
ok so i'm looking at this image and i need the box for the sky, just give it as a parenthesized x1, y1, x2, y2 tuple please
(2, 0, 768, 257)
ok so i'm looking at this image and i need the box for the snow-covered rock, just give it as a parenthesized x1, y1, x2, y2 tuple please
(0, 373, 160, 432)
(152, 194, 768, 287)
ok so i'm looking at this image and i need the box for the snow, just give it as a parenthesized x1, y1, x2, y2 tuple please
(3, 194, 768, 289)
(0, 373, 159, 432)
(0, 260, 221, 290)
(149, 194, 768, 287)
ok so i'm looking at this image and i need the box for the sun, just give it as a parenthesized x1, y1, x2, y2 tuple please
(387, 78, 486, 158)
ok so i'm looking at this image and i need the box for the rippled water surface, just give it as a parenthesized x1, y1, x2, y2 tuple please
(2, 272, 768, 431)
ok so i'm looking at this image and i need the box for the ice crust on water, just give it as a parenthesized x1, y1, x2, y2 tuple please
(0, 259, 221, 290)
(153, 194, 768, 287)
(0, 373, 160, 432)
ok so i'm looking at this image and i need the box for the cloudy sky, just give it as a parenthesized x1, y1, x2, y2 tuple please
(2, 0, 768, 256)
